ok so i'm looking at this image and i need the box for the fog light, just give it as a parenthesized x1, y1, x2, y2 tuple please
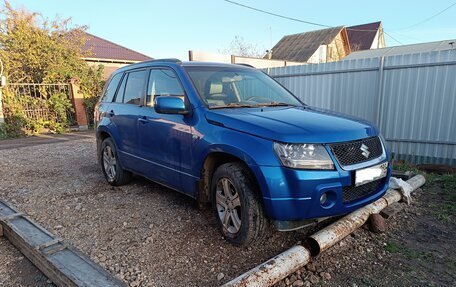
(320, 193, 328, 205)
(319, 191, 336, 209)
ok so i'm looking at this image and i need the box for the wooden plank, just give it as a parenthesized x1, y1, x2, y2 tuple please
(0, 200, 126, 287)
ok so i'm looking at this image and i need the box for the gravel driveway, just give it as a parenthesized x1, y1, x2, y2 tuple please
(0, 237, 51, 287)
(1, 133, 454, 287)
(0, 133, 303, 287)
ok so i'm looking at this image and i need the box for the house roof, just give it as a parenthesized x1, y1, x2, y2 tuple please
(344, 39, 456, 60)
(270, 26, 344, 62)
(81, 32, 152, 62)
(347, 21, 382, 51)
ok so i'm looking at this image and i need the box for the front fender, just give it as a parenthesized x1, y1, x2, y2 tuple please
(194, 124, 280, 174)
(192, 124, 283, 203)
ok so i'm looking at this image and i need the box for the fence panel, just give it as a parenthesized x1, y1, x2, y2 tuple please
(266, 49, 456, 165)
(5, 83, 76, 126)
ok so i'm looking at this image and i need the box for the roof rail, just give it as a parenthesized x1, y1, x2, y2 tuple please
(151, 58, 182, 64)
(236, 63, 255, 68)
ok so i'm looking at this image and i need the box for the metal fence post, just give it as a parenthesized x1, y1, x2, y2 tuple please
(375, 56, 385, 130)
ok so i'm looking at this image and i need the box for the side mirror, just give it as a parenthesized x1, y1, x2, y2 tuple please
(154, 96, 189, 115)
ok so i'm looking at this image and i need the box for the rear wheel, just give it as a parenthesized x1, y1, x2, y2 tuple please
(100, 137, 132, 186)
(211, 162, 268, 246)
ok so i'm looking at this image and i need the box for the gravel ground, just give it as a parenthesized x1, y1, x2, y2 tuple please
(0, 237, 51, 287)
(0, 133, 454, 287)
(0, 133, 302, 287)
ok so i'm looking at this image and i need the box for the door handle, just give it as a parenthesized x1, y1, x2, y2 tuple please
(138, 116, 148, 124)
(108, 110, 115, 117)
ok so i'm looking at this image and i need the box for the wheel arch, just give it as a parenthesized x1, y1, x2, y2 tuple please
(196, 150, 261, 207)
(96, 128, 115, 164)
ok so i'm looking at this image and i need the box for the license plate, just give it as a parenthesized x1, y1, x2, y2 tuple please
(355, 162, 388, 186)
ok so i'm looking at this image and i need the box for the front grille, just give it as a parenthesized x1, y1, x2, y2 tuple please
(343, 178, 386, 203)
(329, 136, 383, 167)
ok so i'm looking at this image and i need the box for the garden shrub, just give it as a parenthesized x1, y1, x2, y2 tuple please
(0, 1, 104, 137)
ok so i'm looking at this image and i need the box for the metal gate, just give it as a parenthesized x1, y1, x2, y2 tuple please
(5, 83, 76, 126)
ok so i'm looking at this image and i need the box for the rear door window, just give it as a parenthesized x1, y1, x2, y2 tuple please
(114, 74, 127, 103)
(101, 73, 122, 102)
(123, 70, 148, 105)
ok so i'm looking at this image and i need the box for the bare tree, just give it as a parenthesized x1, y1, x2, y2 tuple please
(220, 35, 263, 58)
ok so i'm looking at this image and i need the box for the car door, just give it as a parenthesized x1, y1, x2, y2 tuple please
(95, 72, 123, 128)
(109, 69, 148, 172)
(137, 68, 194, 194)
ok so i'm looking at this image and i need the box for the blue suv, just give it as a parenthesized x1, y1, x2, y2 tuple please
(95, 59, 391, 246)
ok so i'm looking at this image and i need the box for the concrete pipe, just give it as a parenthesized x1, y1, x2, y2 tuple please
(222, 245, 311, 287)
(307, 175, 425, 256)
(223, 175, 425, 287)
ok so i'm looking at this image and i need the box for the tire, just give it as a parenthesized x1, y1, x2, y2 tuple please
(211, 162, 268, 246)
(100, 137, 132, 186)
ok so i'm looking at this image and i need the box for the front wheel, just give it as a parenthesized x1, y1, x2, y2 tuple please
(100, 137, 132, 186)
(211, 162, 268, 246)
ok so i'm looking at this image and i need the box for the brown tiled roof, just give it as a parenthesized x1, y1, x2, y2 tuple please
(347, 22, 381, 51)
(270, 26, 344, 62)
(82, 32, 152, 62)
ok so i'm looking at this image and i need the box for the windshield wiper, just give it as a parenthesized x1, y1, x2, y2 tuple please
(252, 102, 297, 107)
(210, 103, 257, 109)
(210, 102, 298, 109)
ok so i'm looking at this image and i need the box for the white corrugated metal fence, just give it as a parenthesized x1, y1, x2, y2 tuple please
(266, 49, 456, 165)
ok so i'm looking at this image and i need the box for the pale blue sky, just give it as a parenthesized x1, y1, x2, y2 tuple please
(8, 0, 456, 59)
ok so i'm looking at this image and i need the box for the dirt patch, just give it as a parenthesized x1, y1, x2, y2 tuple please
(1, 134, 455, 287)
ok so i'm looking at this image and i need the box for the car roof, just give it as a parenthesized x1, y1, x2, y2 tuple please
(113, 59, 253, 75)
(181, 61, 250, 68)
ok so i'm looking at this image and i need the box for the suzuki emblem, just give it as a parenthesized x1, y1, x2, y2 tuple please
(360, 144, 370, 158)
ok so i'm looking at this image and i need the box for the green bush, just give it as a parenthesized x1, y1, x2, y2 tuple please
(1, 88, 75, 137)
(48, 92, 74, 123)
(0, 1, 104, 138)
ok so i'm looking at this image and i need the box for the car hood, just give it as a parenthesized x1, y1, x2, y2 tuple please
(205, 106, 378, 143)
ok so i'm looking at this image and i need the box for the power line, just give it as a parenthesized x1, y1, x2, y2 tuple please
(224, 0, 402, 45)
(394, 1, 456, 31)
(384, 31, 403, 45)
(223, 0, 454, 45)
(224, 0, 331, 29)
(224, 0, 381, 32)
(387, 31, 424, 43)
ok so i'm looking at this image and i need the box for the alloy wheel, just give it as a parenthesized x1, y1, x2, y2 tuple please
(215, 178, 242, 234)
(102, 145, 117, 181)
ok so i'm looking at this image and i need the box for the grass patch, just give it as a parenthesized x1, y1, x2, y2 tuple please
(392, 161, 420, 173)
(402, 248, 431, 260)
(426, 173, 456, 221)
(385, 241, 399, 253)
(448, 260, 456, 272)
(384, 241, 431, 260)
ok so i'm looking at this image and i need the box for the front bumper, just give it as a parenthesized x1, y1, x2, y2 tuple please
(251, 161, 392, 222)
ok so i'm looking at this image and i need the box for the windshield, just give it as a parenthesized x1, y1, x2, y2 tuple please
(184, 66, 303, 109)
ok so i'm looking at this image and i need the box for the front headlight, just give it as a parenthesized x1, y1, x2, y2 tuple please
(273, 142, 334, 170)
